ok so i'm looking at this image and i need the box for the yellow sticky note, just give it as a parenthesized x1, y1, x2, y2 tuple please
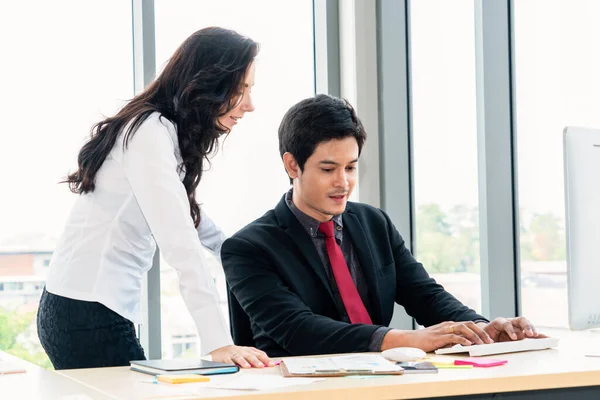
(157, 374, 210, 384)
(424, 357, 473, 369)
(434, 364, 473, 369)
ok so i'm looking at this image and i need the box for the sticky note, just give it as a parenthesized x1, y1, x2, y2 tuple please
(424, 357, 473, 369)
(433, 364, 473, 369)
(454, 358, 507, 368)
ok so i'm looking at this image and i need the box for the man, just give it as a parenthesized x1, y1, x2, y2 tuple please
(221, 94, 540, 357)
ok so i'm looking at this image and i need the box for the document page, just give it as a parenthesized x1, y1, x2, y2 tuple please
(284, 354, 401, 374)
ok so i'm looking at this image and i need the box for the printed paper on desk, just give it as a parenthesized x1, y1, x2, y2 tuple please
(282, 354, 402, 376)
(205, 375, 324, 391)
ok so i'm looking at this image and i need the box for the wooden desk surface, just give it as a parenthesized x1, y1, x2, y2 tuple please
(56, 328, 600, 400)
(0, 350, 115, 400)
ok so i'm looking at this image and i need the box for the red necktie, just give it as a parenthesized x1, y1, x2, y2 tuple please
(319, 221, 372, 325)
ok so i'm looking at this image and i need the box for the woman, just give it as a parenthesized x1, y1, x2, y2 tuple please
(37, 27, 272, 370)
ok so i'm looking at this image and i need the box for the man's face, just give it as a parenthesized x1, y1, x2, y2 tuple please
(288, 137, 359, 222)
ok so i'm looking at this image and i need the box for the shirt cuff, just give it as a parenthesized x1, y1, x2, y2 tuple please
(473, 318, 490, 324)
(190, 304, 234, 355)
(368, 327, 393, 352)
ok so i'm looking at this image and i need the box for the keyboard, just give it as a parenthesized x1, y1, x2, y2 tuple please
(434, 337, 559, 357)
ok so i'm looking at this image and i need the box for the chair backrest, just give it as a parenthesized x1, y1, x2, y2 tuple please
(226, 284, 256, 347)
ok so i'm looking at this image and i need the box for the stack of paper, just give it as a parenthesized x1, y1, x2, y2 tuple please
(282, 354, 403, 376)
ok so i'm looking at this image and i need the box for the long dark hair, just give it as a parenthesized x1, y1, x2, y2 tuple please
(64, 27, 258, 227)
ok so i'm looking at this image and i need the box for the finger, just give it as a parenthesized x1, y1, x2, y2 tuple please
(241, 354, 264, 368)
(515, 317, 537, 337)
(462, 321, 494, 344)
(452, 324, 484, 345)
(464, 321, 494, 344)
(435, 321, 456, 335)
(513, 329, 527, 340)
(252, 350, 274, 366)
(502, 320, 519, 340)
(444, 334, 472, 347)
(231, 354, 251, 369)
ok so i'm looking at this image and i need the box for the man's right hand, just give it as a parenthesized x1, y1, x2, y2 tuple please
(381, 321, 494, 353)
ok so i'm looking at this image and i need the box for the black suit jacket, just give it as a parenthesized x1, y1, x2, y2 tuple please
(221, 195, 486, 357)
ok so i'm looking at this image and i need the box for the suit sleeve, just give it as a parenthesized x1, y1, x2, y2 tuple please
(221, 236, 380, 356)
(382, 211, 488, 326)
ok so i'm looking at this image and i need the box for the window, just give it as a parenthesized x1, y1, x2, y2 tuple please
(0, 0, 133, 368)
(514, 0, 600, 328)
(5, 282, 24, 292)
(409, 0, 482, 313)
(154, 0, 315, 357)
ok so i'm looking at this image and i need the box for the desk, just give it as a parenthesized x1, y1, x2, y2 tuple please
(56, 328, 600, 400)
(0, 350, 115, 400)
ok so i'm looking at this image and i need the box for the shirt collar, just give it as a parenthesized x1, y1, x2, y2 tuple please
(285, 189, 343, 238)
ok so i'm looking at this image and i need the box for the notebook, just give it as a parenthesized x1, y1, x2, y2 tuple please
(281, 354, 403, 377)
(130, 359, 239, 376)
(434, 337, 559, 357)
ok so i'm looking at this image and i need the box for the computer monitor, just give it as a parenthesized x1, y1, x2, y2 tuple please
(564, 126, 600, 330)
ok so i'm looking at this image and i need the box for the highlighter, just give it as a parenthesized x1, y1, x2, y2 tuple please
(157, 374, 211, 384)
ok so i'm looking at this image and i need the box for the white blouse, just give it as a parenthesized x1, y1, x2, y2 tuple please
(46, 112, 232, 354)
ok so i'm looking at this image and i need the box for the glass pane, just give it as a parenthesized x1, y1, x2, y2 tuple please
(154, 0, 315, 358)
(410, 0, 482, 314)
(0, 1, 133, 367)
(514, 0, 600, 328)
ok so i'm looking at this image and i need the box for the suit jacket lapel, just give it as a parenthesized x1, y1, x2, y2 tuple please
(274, 197, 335, 302)
(343, 208, 384, 324)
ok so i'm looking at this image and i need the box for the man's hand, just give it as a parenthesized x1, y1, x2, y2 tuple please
(209, 345, 274, 369)
(382, 321, 494, 353)
(476, 317, 545, 342)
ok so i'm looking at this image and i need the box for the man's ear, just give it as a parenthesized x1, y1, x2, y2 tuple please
(283, 152, 300, 180)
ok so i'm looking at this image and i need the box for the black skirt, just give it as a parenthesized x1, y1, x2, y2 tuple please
(37, 287, 146, 370)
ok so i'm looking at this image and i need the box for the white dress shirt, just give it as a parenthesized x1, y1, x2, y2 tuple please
(46, 112, 233, 355)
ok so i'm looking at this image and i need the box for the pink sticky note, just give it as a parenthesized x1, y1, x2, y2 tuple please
(454, 358, 507, 368)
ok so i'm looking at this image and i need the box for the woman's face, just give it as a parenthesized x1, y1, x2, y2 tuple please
(218, 62, 256, 133)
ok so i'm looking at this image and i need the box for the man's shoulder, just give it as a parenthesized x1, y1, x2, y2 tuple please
(225, 209, 282, 244)
(346, 201, 388, 221)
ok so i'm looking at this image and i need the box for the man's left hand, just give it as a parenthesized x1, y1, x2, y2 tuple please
(476, 317, 546, 342)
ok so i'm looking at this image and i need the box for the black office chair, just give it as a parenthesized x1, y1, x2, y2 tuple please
(226, 284, 256, 347)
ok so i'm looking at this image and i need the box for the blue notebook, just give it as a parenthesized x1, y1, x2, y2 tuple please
(130, 359, 239, 376)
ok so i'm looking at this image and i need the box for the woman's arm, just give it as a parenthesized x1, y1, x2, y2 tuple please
(197, 209, 228, 259)
(120, 116, 232, 355)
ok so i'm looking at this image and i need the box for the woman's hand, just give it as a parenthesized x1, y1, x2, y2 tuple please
(209, 345, 274, 368)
